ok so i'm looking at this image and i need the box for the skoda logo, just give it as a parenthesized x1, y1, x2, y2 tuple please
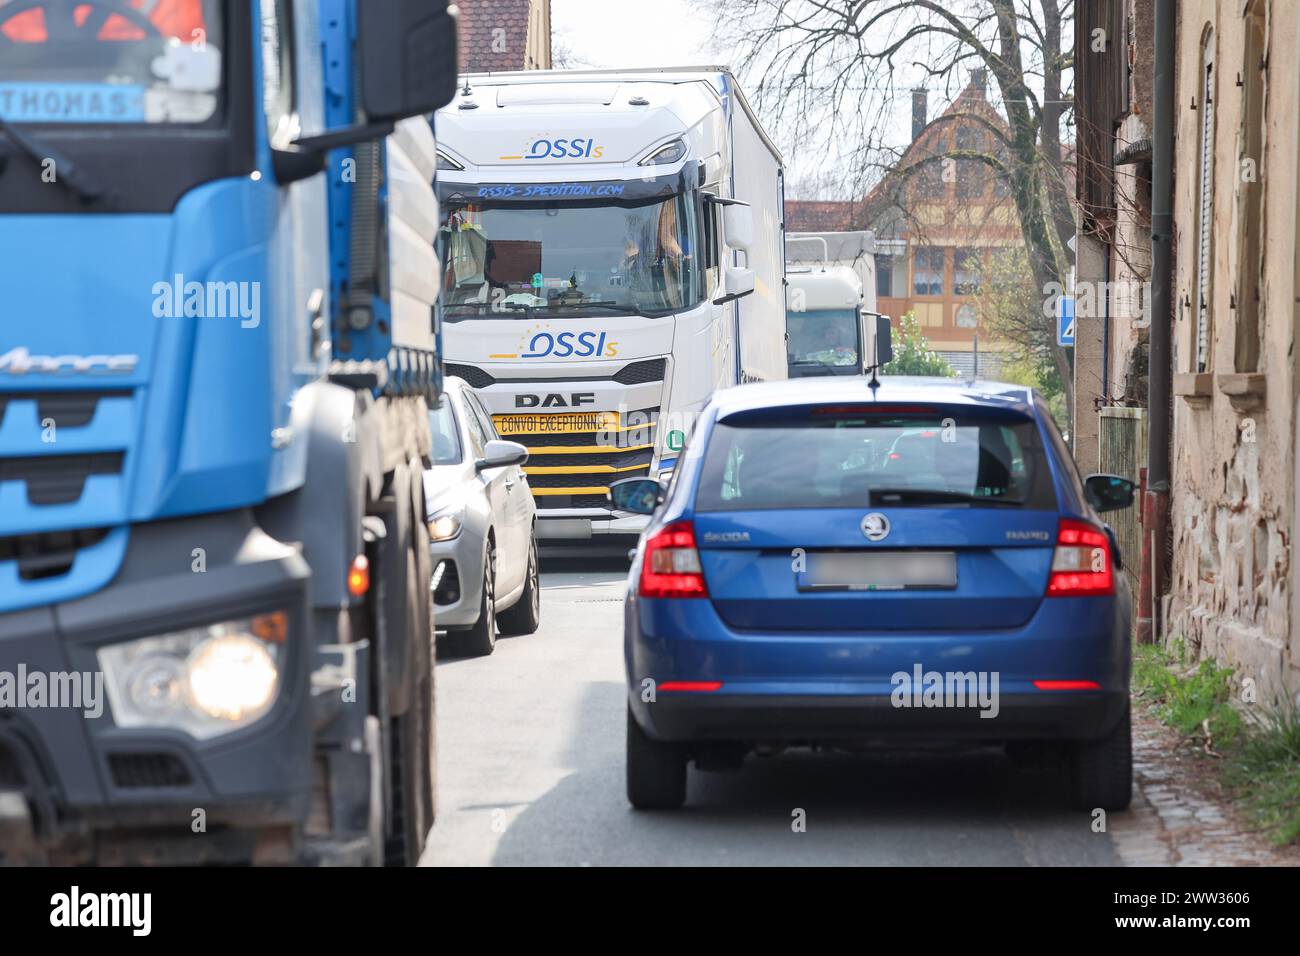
(861, 513, 891, 542)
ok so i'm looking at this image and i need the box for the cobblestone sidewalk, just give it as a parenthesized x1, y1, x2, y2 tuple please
(1110, 703, 1300, 866)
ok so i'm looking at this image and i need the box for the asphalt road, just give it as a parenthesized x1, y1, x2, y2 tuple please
(421, 556, 1125, 866)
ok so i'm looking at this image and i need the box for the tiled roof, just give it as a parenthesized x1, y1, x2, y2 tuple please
(785, 200, 861, 232)
(457, 0, 539, 73)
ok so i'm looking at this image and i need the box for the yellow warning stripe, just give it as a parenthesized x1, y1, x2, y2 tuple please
(530, 487, 612, 496)
(524, 463, 650, 475)
(523, 443, 654, 455)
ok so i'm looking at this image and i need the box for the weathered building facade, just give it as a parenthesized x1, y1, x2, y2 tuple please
(1165, 1, 1299, 707)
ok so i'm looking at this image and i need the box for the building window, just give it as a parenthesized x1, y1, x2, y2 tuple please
(1193, 28, 1216, 374)
(953, 248, 982, 295)
(1235, 3, 1265, 373)
(954, 125, 987, 199)
(877, 254, 895, 297)
(913, 246, 944, 296)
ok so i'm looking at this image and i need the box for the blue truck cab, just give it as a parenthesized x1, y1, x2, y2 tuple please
(0, 0, 457, 865)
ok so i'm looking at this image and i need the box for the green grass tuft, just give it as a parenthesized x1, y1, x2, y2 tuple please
(1133, 641, 1298, 845)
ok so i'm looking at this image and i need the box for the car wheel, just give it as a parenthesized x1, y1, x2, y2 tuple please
(497, 533, 540, 636)
(457, 547, 497, 658)
(626, 705, 686, 810)
(1068, 704, 1132, 811)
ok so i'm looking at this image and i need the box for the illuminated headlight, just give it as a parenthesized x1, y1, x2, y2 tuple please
(436, 150, 464, 171)
(428, 510, 463, 541)
(98, 614, 283, 739)
(639, 139, 687, 166)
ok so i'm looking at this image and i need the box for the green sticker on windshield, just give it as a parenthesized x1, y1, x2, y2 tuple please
(667, 430, 685, 452)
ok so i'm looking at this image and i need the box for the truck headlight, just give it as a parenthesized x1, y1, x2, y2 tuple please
(428, 509, 463, 541)
(98, 614, 284, 739)
(639, 138, 687, 166)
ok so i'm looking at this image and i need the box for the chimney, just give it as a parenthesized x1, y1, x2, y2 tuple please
(970, 68, 987, 97)
(911, 88, 927, 141)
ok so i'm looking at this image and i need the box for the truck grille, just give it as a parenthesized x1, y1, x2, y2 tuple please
(537, 494, 612, 510)
(0, 453, 124, 505)
(0, 527, 111, 581)
(0, 390, 130, 430)
(444, 358, 666, 389)
(502, 407, 657, 512)
(108, 753, 193, 789)
(612, 358, 666, 385)
(444, 363, 494, 388)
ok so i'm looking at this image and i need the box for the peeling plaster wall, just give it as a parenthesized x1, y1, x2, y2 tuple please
(1166, 1, 1299, 709)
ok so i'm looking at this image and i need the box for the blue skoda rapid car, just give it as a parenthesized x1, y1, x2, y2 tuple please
(611, 378, 1136, 811)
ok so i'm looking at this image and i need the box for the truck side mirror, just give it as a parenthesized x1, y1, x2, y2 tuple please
(874, 315, 894, 367)
(722, 202, 754, 251)
(283, 0, 460, 181)
(714, 267, 756, 305)
(358, 0, 460, 122)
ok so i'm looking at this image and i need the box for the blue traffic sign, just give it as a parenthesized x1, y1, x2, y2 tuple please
(1057, 294, 1076, 347)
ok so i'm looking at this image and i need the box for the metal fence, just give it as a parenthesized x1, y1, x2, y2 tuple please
(1098, 406, 1147, 601)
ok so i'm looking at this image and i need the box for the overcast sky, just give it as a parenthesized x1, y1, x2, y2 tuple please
(550, 0, 838, 186)
(551, 0, 722, 71)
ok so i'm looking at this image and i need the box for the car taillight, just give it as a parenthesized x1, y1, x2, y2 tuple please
(639, 520, 708, 598)
(1046, 518, 1114, 596)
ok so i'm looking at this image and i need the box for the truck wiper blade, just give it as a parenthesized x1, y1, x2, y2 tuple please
(869, 487, 1021, 507)
(0, 118, 104, 202)
(553, 301, 654, 317)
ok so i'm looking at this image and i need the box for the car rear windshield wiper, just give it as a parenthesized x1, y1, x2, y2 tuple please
(0, 117, 103, 202)
(869, 487, 1023, 507)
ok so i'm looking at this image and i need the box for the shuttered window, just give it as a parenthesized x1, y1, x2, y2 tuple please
(1235, 3, 1266, 373)
(1194, 31, 1216, 373)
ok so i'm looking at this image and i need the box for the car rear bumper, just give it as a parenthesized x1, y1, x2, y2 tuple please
(626, 586, 1132, 746)
(633, 690, 1128, 744)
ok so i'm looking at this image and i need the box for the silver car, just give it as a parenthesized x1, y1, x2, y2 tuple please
(425, 377, 541, 656)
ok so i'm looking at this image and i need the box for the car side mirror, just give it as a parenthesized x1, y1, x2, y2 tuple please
(1084, 473, 1136, 512)
(714, 266, 756, 306)
(608, 477, 663, 515)
(476, 439, 528, 473)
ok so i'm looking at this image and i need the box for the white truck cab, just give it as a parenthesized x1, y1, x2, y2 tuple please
(434, 68, 786, 542)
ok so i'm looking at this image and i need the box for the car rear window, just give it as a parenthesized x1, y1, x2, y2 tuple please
(695, 407, 1057, 512)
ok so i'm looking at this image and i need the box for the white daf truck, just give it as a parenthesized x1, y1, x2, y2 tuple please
(785, 231, 890, 378)
(434, 67, 786, 543)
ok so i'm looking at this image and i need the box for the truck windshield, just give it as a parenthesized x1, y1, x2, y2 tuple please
(0, 0, 223, 124)
(440, 194, 700, 318)
(787, 309, 861, 370)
